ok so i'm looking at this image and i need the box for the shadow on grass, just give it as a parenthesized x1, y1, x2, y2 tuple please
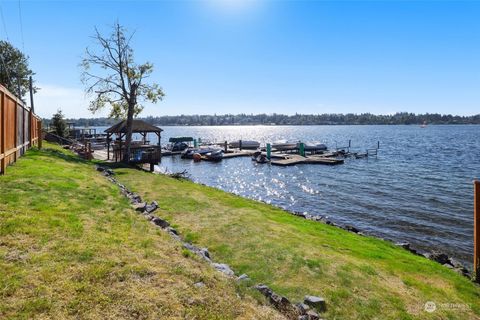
(38, 148, 89, 164)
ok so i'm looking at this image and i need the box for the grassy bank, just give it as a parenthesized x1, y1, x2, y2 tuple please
(113, 165, 480, 319)
(0, 143, 282, 319)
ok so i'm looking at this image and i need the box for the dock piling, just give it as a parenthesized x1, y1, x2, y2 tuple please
(224, 141, 228, 152)
(299, 142, 305, 157)
(266, 143, 271, 160)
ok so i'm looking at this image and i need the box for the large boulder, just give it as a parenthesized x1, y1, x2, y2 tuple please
(145, 201, 158, 213)
(212, 263, 234, 276)
(304, 295, 326, 313)
(254, 284, 272, 296)
(425, 251, 449, 265)
(151, 217, 170, 228)
(133, 202, 147, 212)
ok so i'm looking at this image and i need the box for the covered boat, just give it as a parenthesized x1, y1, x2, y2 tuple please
(301, 141, 327, 151)
(229, 140, 260, 149)
(203, 149, 224, 162)
(272, 140, 297, 151)
(167, 137, 194, 151)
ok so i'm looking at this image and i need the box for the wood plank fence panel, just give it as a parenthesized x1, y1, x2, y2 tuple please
(0, 84, 41, 175)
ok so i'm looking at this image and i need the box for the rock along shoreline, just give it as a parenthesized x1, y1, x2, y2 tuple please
(97, 165, 326, 320)
(96, 165, 475, 318)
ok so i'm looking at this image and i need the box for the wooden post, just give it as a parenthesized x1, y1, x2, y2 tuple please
(37, 120, 42, 149)
(107, 133, 110, 160)
(266, 143, 271, 160)
(28, 108, 32, 150)
(1, 92, 6, 174)
(13, 99, 17, 161)
(239, 140, 242, 150)
(22, 105, 25, 153)
(475, 180, 479, 282)
(224, 141, 227, 152)
(157, 132, 161, 163)
(29, 76, 34, 113)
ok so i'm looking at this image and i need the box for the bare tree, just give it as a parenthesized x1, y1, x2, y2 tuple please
(81, 22, 165, 162)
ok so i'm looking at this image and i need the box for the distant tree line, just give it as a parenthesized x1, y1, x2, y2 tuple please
(43, 112, 480, 127)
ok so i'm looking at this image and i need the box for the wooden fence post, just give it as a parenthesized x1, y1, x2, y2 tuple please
(1, 92, 5, 174)
(37, 120, 42, 149)
(29, 108, 33, 149)
(474, 180, 479, 282)
(14, 99, 17, 161)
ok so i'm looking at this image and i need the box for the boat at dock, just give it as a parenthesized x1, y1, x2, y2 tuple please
(272, 140, 298, 151)
(251, 151, 269, 164)
(181, 147, 224, 159)
(229, 140, 260, 149)
(301, 141, 327, 151)
(202, 149, 224, 162)
(166, 137, 194, 151)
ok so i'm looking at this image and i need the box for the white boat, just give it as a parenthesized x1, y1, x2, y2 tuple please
(229, 140, 260, 149)
(272, 140, 297, 151)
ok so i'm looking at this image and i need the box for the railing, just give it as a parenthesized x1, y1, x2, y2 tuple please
(112, 145, 161, 165)
(0, 84, 42, 175)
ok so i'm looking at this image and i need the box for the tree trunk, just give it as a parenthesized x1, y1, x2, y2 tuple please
(123, 101, 135, 163)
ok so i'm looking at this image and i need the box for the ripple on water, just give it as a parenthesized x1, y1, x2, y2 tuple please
(155, 125, 480, 266)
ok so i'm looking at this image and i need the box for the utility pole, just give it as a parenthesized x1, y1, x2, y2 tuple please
(29, 76, 34, 113)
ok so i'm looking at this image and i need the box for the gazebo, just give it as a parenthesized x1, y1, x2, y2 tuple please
(105, 120, 163, 171)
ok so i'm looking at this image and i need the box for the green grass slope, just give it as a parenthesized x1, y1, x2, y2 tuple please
(0, 144, 283, 320)
(114, 165, 480, 320)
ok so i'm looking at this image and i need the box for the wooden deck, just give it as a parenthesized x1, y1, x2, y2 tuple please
(222, 150, 253, 158)
(271, 154, 344, 166)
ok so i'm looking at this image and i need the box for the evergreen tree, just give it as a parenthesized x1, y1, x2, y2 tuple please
(51, 110, 68, 137)
(0, 41, 37, 100)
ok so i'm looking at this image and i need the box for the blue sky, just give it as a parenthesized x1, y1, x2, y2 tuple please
(1, 0, 479, 118)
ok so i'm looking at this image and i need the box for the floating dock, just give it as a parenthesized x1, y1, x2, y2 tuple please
(270, 154, 344, 166)
(222, 150, 253, 159)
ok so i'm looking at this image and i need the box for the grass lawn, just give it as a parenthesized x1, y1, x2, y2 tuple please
(0, 143, 282, 319)
(113, 162, 480, 320)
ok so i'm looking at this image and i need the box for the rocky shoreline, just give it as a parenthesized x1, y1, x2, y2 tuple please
(189, 176, 473, 280)
(288, 210, 471, 279)
(97, 165, 327, 320)
(96, 165, 476, 319)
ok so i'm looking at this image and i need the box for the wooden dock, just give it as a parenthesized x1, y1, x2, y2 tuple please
(270, 154, 344, 166)
(222, 150, 253, 159)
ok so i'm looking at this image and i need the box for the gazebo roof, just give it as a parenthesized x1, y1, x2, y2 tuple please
(104, 120, 163, 134)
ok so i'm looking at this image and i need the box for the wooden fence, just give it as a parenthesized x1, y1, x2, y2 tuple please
(0, 84, 42, 175)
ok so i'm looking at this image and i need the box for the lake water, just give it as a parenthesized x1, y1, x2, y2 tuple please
(111, 125, 480, 266)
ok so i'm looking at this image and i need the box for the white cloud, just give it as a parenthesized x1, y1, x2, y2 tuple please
(34, 84, 108, 119)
